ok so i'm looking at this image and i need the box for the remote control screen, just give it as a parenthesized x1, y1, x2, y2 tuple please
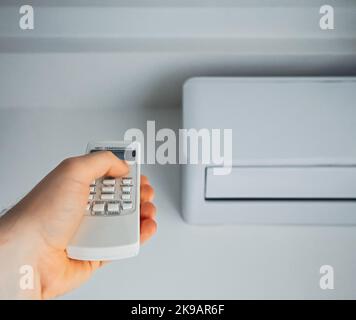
(90, 148, 135, 161)
(111, 149, 125, 160)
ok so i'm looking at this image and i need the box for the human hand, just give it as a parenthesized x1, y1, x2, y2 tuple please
(0, 151, 157, 299)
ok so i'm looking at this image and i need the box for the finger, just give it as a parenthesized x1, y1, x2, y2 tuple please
(59, 151, 129, 184)
(141, 175, 150, 185)
(140, 184, 154, 202)
(140, 201, 156, 219)
(140, 218, 157, 244)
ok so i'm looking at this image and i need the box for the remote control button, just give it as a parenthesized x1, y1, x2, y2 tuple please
(122, 201, 133, 210)
(90, 180, 96, 186)
(93, 202, 105, 213)
(121, 193, 131, 201)
(103, 179, 115, 186)
(107, 202, 120, 213)
(88, 194, 94, 200)
(89, 186, 96, 194)
(102, 186, 115, 193)
(121, 186, 131, 193)
(101, 194, 114, 200)
(122, 178, 132, 185)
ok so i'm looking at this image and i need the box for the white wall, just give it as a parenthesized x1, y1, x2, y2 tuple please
(0, 0, 355, 110)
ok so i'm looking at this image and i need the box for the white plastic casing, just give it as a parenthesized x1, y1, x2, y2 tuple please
(67, 141, 140, 261)
(182, 77, 356, 225)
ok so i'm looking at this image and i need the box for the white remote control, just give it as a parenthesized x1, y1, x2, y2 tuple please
(67, 141, 140, 261)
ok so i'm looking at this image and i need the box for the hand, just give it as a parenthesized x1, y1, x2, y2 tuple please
(0, 151, 157, 299)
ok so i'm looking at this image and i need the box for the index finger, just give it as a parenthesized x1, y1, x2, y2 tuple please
(60, 151, 129, 184)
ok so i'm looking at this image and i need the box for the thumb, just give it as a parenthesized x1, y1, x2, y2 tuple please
(59, 151, 129, 185)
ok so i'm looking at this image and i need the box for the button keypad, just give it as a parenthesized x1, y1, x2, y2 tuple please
(122, 178, 132, 185)
(102, 186, 115, 193)
(107, 202, 120, 214)
(103, 179, 115, 186)
(121, 193, 131, 201)
(93, 202, 105, 214)
(122, 201, 133, 210)
(121, 186, 131, 193)
(86, 176, 135, 216)
(101, 194, 115, 200)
